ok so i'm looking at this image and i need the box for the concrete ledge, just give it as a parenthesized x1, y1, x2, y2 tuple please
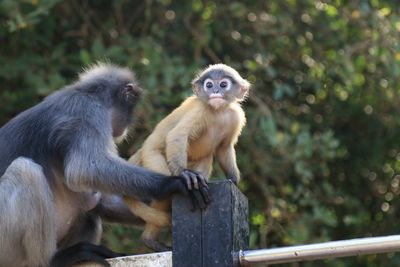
(75, 251, 172, 267)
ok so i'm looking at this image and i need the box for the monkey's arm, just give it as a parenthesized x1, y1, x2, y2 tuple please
(217, 143, 240, 184)
(217, 107, 246, 184)
(68, 153, 185, 200)
(165, 112, 204, 175)
(61, 122, 193, 201)
(164, 111, 209, 190)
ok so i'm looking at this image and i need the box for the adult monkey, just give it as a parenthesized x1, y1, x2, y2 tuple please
(0, 63, 209, 267)
(125, 63, 249, 251)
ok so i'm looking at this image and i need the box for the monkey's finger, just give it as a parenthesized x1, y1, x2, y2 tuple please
(189, 172, 199, 190)
(192, 190, 207, 210)
(196, 173, 208, 188)
(182, 170, 199, 190)
(228, 178, 237, 185)
(226, 175, 238, 185)
(186, 169, 208, 188)
(181, 173, 192, 190)
(183, 173, 192, 190)
(199, 185, 212, 204)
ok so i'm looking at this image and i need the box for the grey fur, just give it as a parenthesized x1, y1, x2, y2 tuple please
(0, 64, 186, 266)
(0, 158, 55, 267)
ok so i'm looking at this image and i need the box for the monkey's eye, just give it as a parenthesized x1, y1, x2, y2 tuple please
(219, 79, 232, 90)
(204, 79, 214, 90)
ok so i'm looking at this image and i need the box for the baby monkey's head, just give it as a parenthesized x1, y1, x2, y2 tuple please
(192, 64, 250, 109)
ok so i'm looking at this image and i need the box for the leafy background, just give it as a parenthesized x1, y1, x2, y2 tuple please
(2, 0, 400, 266)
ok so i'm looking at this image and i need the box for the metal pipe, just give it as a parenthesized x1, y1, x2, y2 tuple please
(240, 235, 400, 266)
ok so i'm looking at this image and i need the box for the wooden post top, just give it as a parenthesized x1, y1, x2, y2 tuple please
(172, 180, 249, 267)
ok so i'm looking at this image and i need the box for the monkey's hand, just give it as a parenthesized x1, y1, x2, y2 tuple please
(180, 169, 208, 190)
(226, 175, 238, 185)
(158, 171, 211, 211)
(51, 242, 124, 267)
(179, 169, 211, 211)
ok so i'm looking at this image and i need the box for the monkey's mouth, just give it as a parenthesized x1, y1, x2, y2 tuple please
(209, 94, 224, 99)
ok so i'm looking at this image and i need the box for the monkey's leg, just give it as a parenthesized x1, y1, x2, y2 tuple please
(141, 198, 172, 252)
(51, 241, 123, 267)
(0, 157, 56, 267)
(51, 212, 123, 267)
(127, 149, 170, 226)
(124, 197, 171, 227)
(127, 148, 172, 227)
(95, 194, 146, 226)
(137, 152, 173, 251)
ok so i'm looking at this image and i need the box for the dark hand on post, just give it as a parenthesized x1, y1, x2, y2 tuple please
(158, 170, 211, 211)
(179, 169, 211, 211)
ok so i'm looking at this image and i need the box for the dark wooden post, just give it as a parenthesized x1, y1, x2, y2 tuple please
(172, 180, 249, 267)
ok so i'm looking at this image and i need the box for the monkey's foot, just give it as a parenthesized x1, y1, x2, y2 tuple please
(142, 237, 171, 252)
(51, 242, 124, 267)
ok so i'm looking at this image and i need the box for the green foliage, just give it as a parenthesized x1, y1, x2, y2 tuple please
(2, 1, 400, 266)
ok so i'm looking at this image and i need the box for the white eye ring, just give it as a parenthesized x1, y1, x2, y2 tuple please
(203, 79, 214, 91)
(219, 78, 232, 90)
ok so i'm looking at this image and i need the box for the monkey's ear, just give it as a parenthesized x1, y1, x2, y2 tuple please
(191, 79, 202, 95)
(238, 79, 251, 100)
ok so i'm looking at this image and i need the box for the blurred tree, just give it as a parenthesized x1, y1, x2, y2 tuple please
(1, 0, 400, 266)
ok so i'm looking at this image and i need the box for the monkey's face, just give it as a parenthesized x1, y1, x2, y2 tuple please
(119, 82, 143, 105)
(111, 81, 143, 139)
(202, 75, 234, 109)
(192, 65, 250, 110)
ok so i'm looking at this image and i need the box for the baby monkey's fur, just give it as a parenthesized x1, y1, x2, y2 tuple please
(125, 64, 250, 251)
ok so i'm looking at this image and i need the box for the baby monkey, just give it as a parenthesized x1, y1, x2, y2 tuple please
(125, 63, 250, 251)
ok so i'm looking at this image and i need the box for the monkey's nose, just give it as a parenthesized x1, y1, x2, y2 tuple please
(127, 83, 143, 97)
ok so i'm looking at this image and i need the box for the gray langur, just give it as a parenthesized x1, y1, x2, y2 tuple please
(0, 63, 210, 267)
